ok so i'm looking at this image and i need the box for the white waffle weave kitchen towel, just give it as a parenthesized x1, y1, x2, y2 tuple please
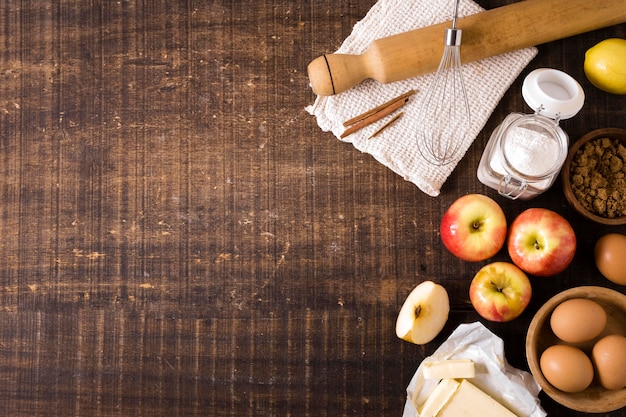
(306, 0, 537, 197)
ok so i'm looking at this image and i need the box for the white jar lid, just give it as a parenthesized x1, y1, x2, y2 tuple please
(521, 68, 585, 120)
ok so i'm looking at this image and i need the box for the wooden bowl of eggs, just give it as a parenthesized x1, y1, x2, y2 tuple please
(561, 128, 626, 225)
(526, 286, 626, 413)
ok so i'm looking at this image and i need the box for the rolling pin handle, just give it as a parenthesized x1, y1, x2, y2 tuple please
(308, 53, 370, 96)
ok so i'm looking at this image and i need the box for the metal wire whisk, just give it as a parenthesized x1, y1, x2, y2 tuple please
(416, 0, 471, 166)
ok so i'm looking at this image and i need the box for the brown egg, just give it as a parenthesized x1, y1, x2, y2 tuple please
(595, 233, 626, 285)
(549, 298, 607, 343)
(592, 334, 626, 390)
(540, 345, 594, 392)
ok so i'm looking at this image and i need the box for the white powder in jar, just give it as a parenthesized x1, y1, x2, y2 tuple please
(502, 125, 559, 176)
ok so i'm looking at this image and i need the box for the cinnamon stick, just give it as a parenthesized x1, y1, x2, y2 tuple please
(340, 96, 409, 139)
(342, 90, 415, 127)
(368, 112, 403, 139)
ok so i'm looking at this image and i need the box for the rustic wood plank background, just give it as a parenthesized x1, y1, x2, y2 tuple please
(0, 1, 624, 416)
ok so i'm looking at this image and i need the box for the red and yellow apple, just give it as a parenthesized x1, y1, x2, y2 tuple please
(440, 194, 507, 262)
(469, 262, 532, 322)
(507, 208, 576, 277)
(395, 281, 450, 344)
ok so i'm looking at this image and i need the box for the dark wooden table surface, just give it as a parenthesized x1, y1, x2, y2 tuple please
(0, 1, 624, 416)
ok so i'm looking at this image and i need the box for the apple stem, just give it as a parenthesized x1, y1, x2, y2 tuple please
(415, 305, 422, 318)
(491, 281, 504, 292)
(472, 221, 482, 230)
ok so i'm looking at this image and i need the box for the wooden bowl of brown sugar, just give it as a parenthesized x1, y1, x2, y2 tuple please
(562, 128, 626, 225)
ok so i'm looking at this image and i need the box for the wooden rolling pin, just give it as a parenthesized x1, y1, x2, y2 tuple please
(308, 0, 626, 96)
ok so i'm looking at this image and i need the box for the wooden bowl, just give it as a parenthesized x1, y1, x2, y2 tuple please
(561, 128, 626, 225)
(526, 286, 626, 413)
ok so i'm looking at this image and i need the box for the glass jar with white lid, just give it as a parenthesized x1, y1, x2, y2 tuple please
(477, 68, 585, 200)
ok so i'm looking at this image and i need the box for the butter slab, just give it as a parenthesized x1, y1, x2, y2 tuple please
(417, 378, 460, 417)
(422, 359, 476, 380)
(437, 379, 518, 417)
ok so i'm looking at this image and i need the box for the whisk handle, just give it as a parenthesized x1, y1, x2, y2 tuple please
(308, 0, 626, 96)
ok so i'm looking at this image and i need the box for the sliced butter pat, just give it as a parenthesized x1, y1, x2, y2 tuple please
(437, 379, 518, 417)
(422, 359, 476, 380)
(417, 378, 460, 417)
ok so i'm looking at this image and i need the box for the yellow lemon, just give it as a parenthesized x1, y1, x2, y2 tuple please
(584, 38, 626, 95)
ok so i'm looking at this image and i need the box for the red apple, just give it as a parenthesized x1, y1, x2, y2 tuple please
(507, 208, 576, 277)
(469, 262, 532, 322)
(440, 194, 507, 262)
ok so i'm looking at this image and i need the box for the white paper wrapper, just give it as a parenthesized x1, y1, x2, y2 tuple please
(403, 322, 547, 417)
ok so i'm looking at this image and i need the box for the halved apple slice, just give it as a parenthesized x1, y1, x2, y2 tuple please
(395, 281, 450, 344)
